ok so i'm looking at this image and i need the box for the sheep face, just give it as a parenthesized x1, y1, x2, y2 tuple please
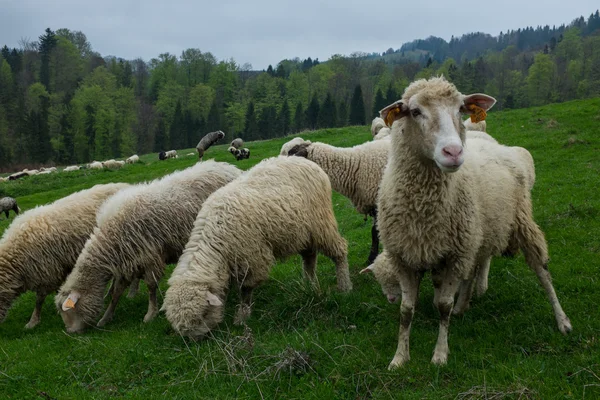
(164, 282, 224, 339)
(360, 255, 401, 304)
(380, 77, 495, 173)
(55, 290, 104, 333)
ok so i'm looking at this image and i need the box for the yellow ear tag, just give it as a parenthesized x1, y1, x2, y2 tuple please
(64, 298, 75, 309)
(468, 104, 487, 123)
(385, 106, 402, 127)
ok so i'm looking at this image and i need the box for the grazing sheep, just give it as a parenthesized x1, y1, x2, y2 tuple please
(234, 148, 250, 161)
(196, 130, 225, 159)
(283, 137, 389, 264)
(464, 118, 487, 132)
(228, 146, 237, 155)
(25, 170, 40, 176)
(87, 162, 103, 170)
(0, 183, 128, 329)
(126, 155, 139, 164)
(8, 172, 28, 180)
(102, 159, 124, 169)
(55, 161, 242, 333)
(158, 151, 167, 161)
(165, 150, 178, 159)
(230, 138, 244, 149)
(0, 197, 20, 219)
(163, 156, 352, 339)
(376, 77, 571, 369)
(40, 167, 57, 173)
(63, 165, 81, 172)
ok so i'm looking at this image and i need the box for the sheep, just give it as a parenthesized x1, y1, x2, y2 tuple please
(376, 76, 571, 369)
(63, 165, 81, 172)
(282, 137, 389, 264)
(101, 159, 124, 169)
(162, 156, 353, 339)
(87, 162, 103, 170)
(228, 146, 237, 155)
(279, 137, 306, 156)
(8, 172, 28, 180)
(40, 167, 57, 173)
(186, 152, 195, 156)
(55, 161, 242, 333)
(371, 117, 386, 137)
(0, 177, 7, 183)
(235, 148, 250, 161)
(0, 197, 20, 219)
(0, 183, 128, 329)
(464, 118, 487, 132)
(230, 138, 244, 149)
(165, 150, 178, 159)
(126, 155, 139, 164)
(25, 169, 40, 176)
(196, 130, 225, 159)
(158, 151, 167, 161)
(374, 127, 391, 140)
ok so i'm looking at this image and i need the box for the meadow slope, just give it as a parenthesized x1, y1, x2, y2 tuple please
(0, 99, 599, 399)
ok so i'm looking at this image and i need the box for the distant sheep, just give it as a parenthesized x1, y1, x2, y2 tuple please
(40, 167, 57, 173)
(163, 156, 352, 339)
(196, 130, 225, 159)
(55, 161, 242, 332)
(235, 148, 250, 161)
(64, 165, 81, 172)
(102, 159, 124, 169)
(158, 152, 167, 161)
(165, 150, 178, 159)
(464, 118, 487, 132)
(8, 172, 28, 180)
(0, 183, 128, 329)
(0, 197, 20, 219)
(87, 162, 103, 170)
(230, 138, 244, 149)
(283, 137, 389, 264)
(371, 117, 391, 140)
(126, 155, 139, 164)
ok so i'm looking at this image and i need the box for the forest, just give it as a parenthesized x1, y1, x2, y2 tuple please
(0, 10, 599, 170)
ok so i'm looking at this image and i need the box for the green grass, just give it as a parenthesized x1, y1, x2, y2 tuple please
(1, 99, 599, 399)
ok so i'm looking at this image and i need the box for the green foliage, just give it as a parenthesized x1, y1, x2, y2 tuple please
(349, 84, 365, 125)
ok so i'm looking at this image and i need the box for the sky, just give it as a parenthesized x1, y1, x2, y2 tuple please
(0, 0, 598, 69)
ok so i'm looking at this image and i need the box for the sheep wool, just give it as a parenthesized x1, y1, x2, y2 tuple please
(55, 160, 242, 333)
(0, 183, 128, 329)
(377, 76, 571, 369)
(163, 156, 352, 339)
(0, 197, 20, 219)
(126, 155, 139, 164)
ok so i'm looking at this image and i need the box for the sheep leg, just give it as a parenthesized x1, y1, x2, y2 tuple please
(367, 211, 379, 265)
(24, 291, 48, 329)
(143, 281, 159, 323)
(475, 256, 492, 297)
(97, 278, 127, 327)
(234, 286, 254, 326)
(127, 278, 141, 299)
(318, 231, 352, 292)
(516, 206, 572, 335)
(453, 278, 475, 316)
(300, 249, 319, 290)
(431, 267, 461, 365)
(389, 267, 421, 370)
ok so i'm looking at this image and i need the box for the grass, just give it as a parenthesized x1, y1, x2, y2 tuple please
(0, 98, 599, 399)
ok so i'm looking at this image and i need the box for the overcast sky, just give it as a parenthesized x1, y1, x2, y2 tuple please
(1, 1, 598, 69)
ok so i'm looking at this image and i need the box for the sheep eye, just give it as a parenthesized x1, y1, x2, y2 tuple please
(411, 109, 421, 117)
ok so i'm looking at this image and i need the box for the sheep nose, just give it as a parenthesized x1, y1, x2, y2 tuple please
(442, 145, 463, 159)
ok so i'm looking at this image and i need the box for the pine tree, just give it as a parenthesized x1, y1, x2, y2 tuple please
(385, 85, 398, 104)
(169, 100, 185, 149)
(206, 99, 221, 132)
(317, 93, 336, 128)
(39, 28, 57, 91)
(372, 88, 387, 118)
(305, 94, 320, 130)
(36, 28, 57, 162)
(266, 65, 274, 76)
(337, 100, 348, 127)
(258, 106, 277, 139)
(244, 101, 259, 141)
(277, 99, 291, 137)
(293, 101, 305, 132)
(154, 118, 167, 152)
(349, 85, 366, 125)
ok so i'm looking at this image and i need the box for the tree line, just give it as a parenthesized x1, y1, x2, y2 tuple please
(0, 11, 599, 170)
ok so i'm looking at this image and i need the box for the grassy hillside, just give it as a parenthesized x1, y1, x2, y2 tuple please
(0, 98, 599, 399)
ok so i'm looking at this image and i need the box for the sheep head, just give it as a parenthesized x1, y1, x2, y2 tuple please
(380, 77, 495, 173)
(360, 252, 401, 304)
(163, 281, 225, 339)
(55, 289, 104, 333)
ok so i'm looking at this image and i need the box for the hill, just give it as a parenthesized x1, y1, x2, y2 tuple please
(0, 99, 599, 398)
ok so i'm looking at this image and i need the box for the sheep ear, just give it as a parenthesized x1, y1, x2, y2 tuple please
(462, 94, 496, 113)
(288, 143, 310, 158)
(206, 291, 223, 306)
(380, 101, 408, 127)
(62, 292, 81, 311)
(359, 265, 375, 274)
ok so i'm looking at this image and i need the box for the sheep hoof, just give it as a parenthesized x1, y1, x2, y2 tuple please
(24, 320, 39, 329)
(234, 306, 251, 326)
(143, 310, 158, 323)
(431, 351, 448, 366)
(388, 355, 409, 370)
(558, 317, 573, 335)
(475, 284, 488, 297)
(127, 289, 138, 299)
(97, 316, 112, 327)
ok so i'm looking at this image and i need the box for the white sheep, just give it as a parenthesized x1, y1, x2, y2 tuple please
(25, 169, 40, 176)
(464, 118, 487, 132)
(0, 177, 7, 183)
(186, 152, 195, 156)
(0, 183, 128, 329)
(162, 156, 353, 339)
(165, 150, 178, 159)
(40, 167, 57, 173)
(126, 155, 139, 164)
(63, 165, 81, 172)
(102, 159, 124, 169)
(371, 117, 386, 137)
(376, 76, 571, 369)
(230, 138, 244, 149)
(87, 162, 103, 170)
(0, 197, 20, 219)
(55, 161, 242, 333)
(282, 137, 389, 264)
(373, 127, 391, 140)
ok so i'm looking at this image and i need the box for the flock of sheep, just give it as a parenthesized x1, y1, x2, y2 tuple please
(0, 77, 571, 370)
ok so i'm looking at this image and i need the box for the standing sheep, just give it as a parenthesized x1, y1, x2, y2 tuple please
(126, 155, 140, 164)
(230, 138, 244, 149)
(0, 197, 20, 219)
(87, 162, 103, 170)
(371, 117, 391, 140)
(282, 137, 389, 264)
(162, 156, 352, 339)
(196, 130, 225, 159)
(63, 165, 81, 172)
(165, 150, 178, 159)
(376, 77, 571, 369)
(55, 161, 242, 333)
(0, 183, 128, 329)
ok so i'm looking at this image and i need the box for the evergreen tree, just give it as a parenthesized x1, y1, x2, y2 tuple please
(154, 118, 167, 152)
(206, 99, 221, 132)
(372, 88, 387, 118)
(385, 85, 398, 104)
(244, 101, 259, 140)
(293, 101, 305, 132)
(305, 94, 320, 130)
(275, 63, 286, 78)
(337, 100, 348, 127)
(169, 100, 185, 149)
(258, 106, 277, 139)
(349, 85, 366, 125)
(318, 93, 336, 128)
(39, 28, 57, 91)
(276, 99, 291, 136)
(266, 65, 274, 76)
(122, 61, 133, 88)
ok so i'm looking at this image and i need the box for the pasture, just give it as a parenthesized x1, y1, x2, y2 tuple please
(0, 98, 599, 399)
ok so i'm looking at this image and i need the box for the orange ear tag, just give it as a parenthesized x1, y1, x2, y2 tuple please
(385, 106, 402, 127)
(64, 298, 75, 310)
(468, 104, 487, 123)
